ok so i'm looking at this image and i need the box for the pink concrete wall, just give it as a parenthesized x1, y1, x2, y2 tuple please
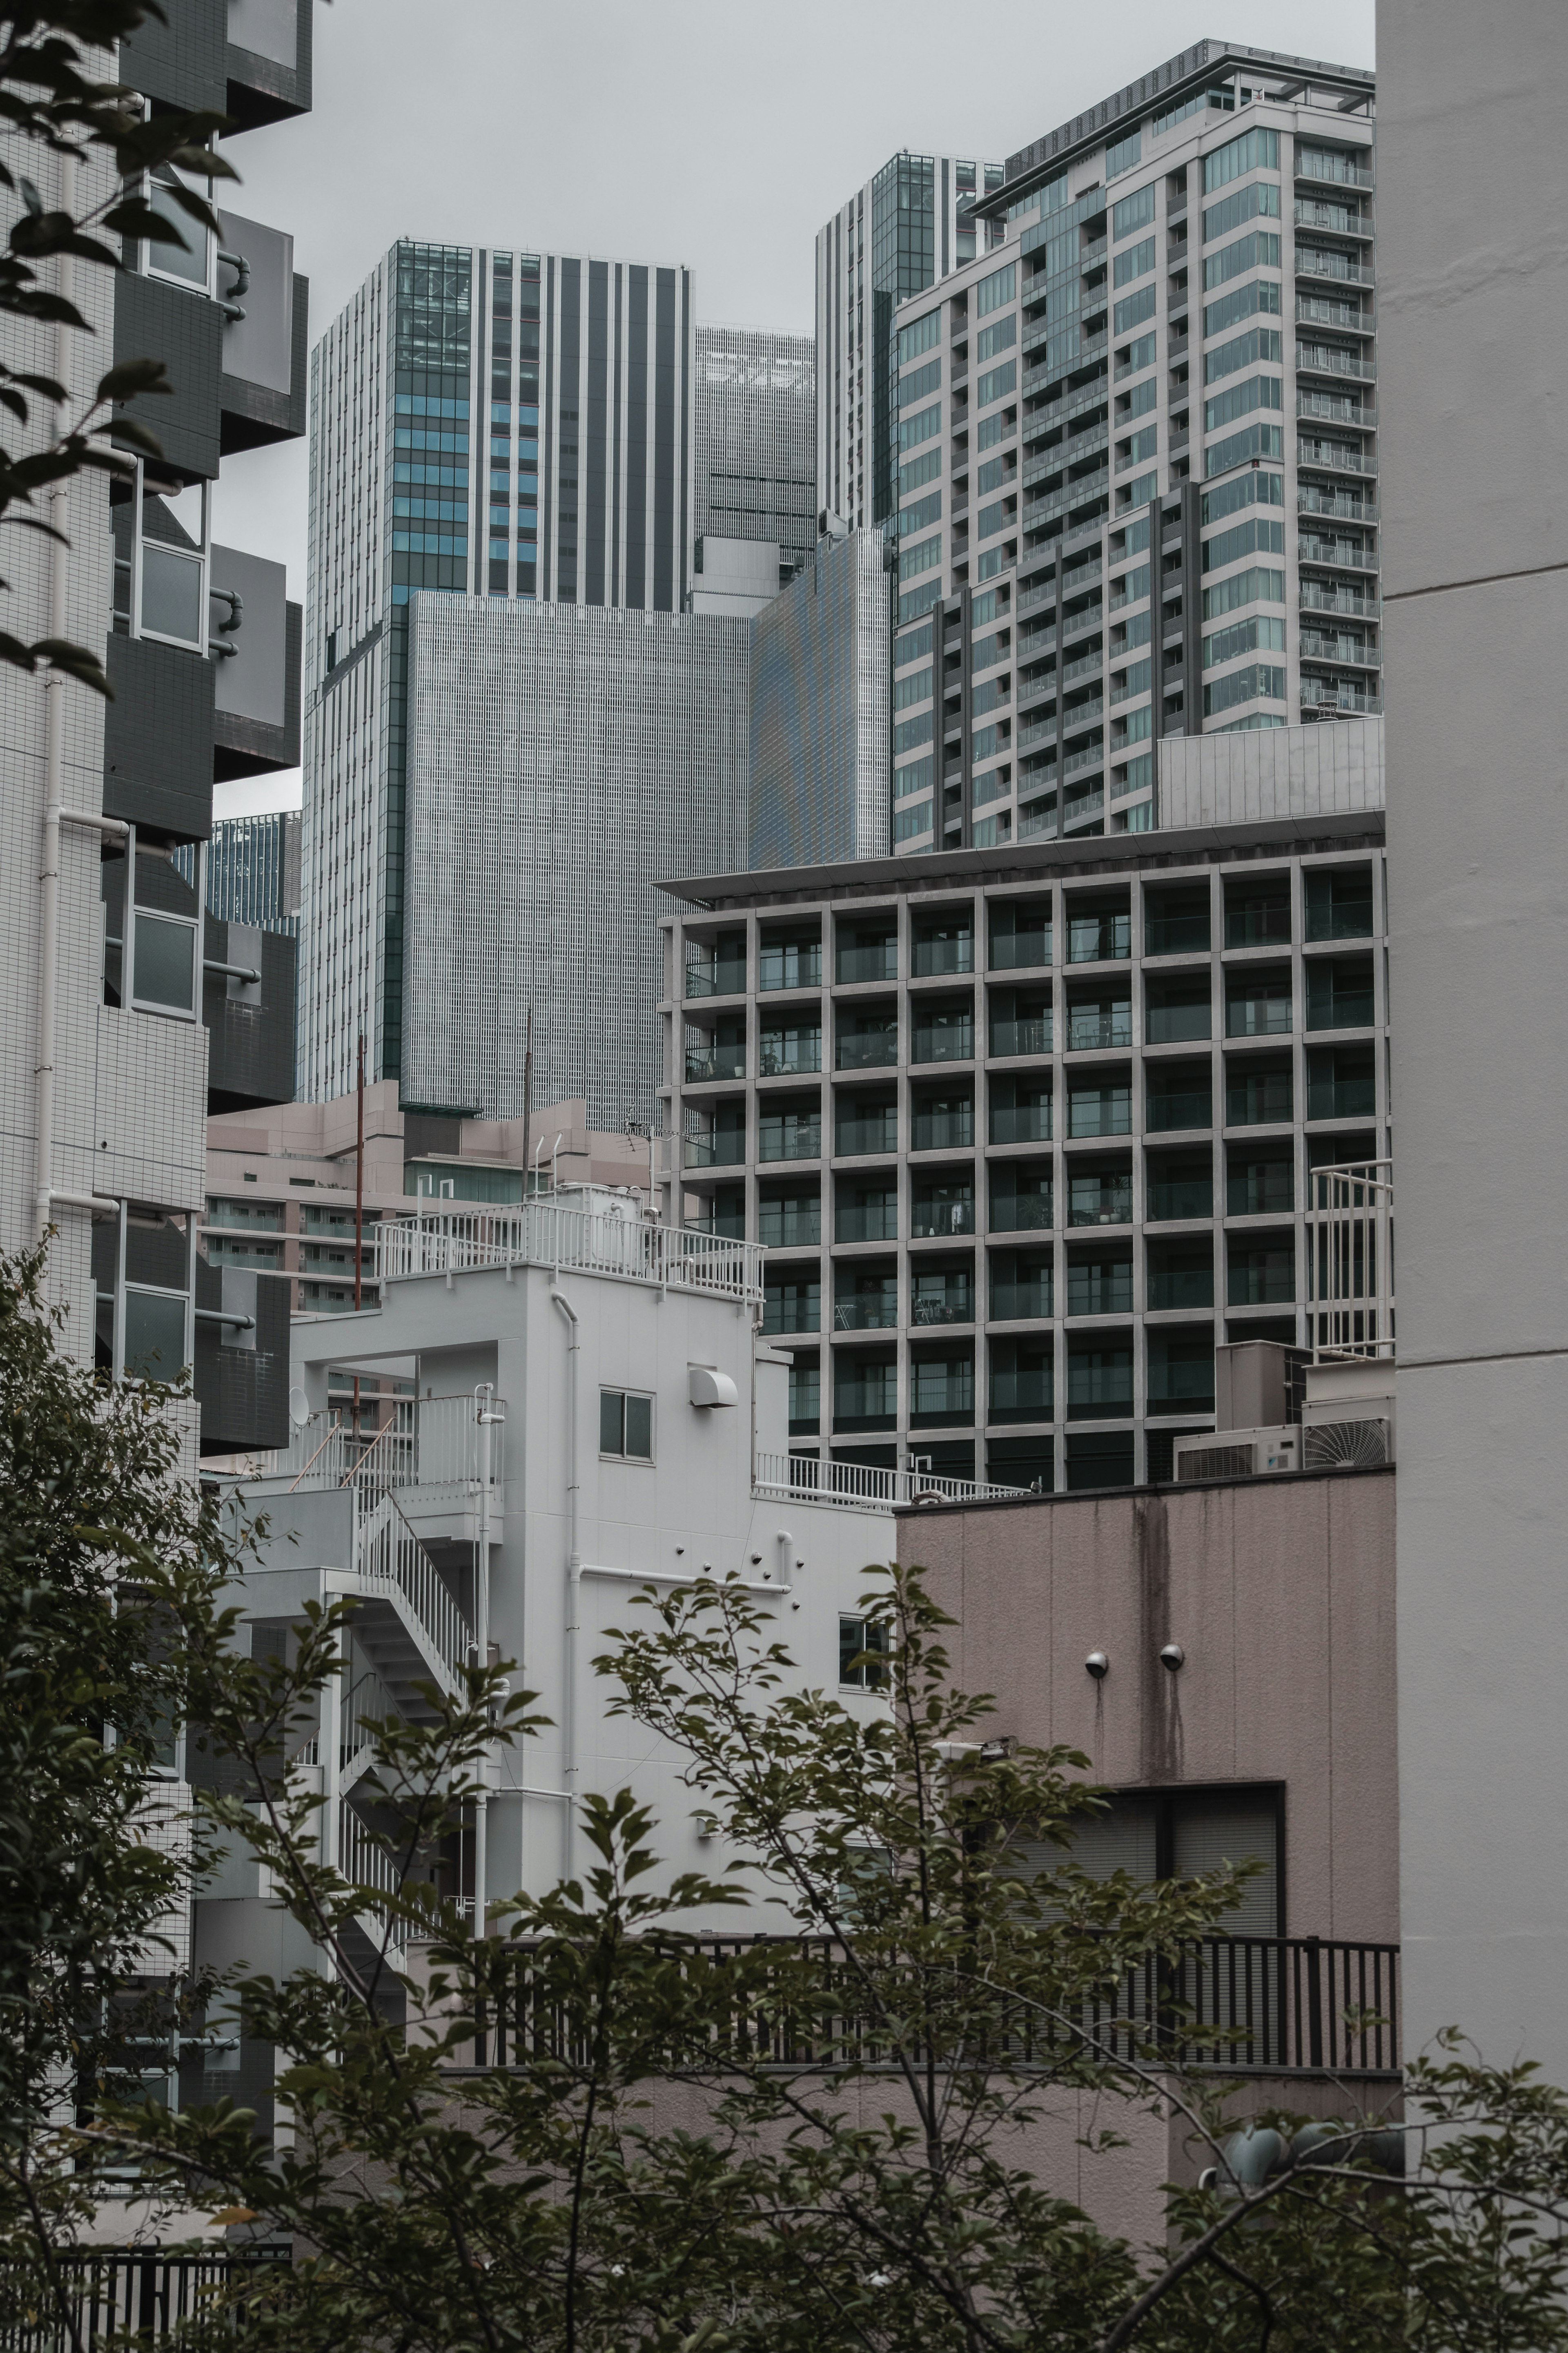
(899, 1470, 1398, 1943)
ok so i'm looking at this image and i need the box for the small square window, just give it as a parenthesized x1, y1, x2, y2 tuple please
(839, 1615, 888, 1690)
(599, 1387, 653, 1462)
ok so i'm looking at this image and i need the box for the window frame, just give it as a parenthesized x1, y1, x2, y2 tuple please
(598, 1386, 655, 1465)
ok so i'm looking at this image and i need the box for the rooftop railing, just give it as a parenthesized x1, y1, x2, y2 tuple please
(376, 1200, 765, 1305)
(1306, 1159, 1394, 1361)
(269, 1393, 504, 1499)
(754, 1450, 1025, 1515)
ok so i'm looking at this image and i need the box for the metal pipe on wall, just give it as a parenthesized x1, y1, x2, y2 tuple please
(549, 1287, 581, 1883)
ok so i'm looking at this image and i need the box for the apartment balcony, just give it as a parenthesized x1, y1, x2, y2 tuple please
(1298, 533, 1381, 572)
(1301, 682, 1383, 716)
(911, 930, 974, 977)
(684, 1129, 745, 1170)
(911, 1184, 976, 1239)
(990, 1275, 1053, 1321)
(1300, 631, 1379, 668)
(685, 1043, 746, 1084)
(912, 1105, 974, 1151)
(758, 1030, 822, 1078)
(1063, 741, 1105, 778)
(836, 1110, 898, 1158)
(1295, 344, 1377, 385)
(216, 211, 308, 454)
(211, 545, 301, 778)
(836, 941, 898, 986)
(834, 1292, 898, 1333)
(1067, 1091, 1133, 1149)
(1295, 250, 1376, 288)
(203, 912, 296, 1112)
(1300, 583, 1381, 619)
(686, 952, 748, 999)
(990, 1015, 1052, 1059)
(757, 1118, 821, 1164)
(1061, 647, 1103, 688)
(1298, 440, 1377, 479)
(1296, 151, 1374, 190)
(1296, 292, 1374, 333)
(758, 941, 822, 992)
(1019, 714, 1058, 754)
(1066, 1005, 1133, 1053)
(1298, 391, 1377, 429)
(1294, 198, 1374, 239)
(912, 1273, 975, 1326)
(911, 1013, 974, 1066)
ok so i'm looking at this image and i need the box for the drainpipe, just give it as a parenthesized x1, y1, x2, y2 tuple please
(471, 1379, 503, 1939)
(550, 1286, 581, 1882)
(34, 142, 120, 1238)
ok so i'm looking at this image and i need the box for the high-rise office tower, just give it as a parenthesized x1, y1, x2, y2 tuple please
(0, 0, 307, 1460)
(402, 593, 749, 1127)
(882, 42, 1378, 855)
(749, 530, 891, 869)
(303, 242, 694, 1100)
(693, 323, 815, 584)
(816, 154, 1004, 540)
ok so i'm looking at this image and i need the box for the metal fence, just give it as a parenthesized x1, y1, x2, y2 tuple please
(485, 1931, 1398, 2078)
(273, 1393, 503, 1499)
(376, 1201, 765, 1304)
(753, 1451, 1029, 1516)
(1305, 1159, 1394, 1361)
(0, 2244, 291, 2350)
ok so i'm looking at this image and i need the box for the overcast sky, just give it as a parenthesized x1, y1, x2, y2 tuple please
(213, 0, 1374, 818)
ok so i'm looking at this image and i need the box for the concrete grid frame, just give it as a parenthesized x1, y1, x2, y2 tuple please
(884, 40, 1379, 858)
(658, 813, 1389, 1492)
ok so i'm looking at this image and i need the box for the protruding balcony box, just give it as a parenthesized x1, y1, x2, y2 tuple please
(203, 912, 296, 1111)
(103, 633, 214, 839)
(227, 0, 314, 129)
(211, 544, 301, 777)
(193, 1259, 292, 1454)
(218, 211, 308, 450)
(114, 270, 222, 480)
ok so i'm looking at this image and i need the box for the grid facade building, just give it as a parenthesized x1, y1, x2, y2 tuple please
(749, 531, 891, 870)
(694, 324, 815, 583)
(659, 810, 1388, 1492)
(816, 153, 1005, 541)
(404, 593, 749, 1128)
(303, 240, 694, 1100)
(883, 42, 1378, 857)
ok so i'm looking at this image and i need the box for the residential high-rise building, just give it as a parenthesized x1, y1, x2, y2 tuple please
(749, 529, 891, 870)
(660, 748, 1386, 1492)
(401, 593, 749, 1128)
(816, 154, 1004, 539)
(303, 241, 695, 1100)
(1382, 2, 1568, 2090)
(0, 0, 307, 1462)
(883, 42, 1377, 856)
(694, 323, 815, 583)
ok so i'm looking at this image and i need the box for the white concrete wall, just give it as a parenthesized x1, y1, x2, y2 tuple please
(1382, 0, 1568, 2080)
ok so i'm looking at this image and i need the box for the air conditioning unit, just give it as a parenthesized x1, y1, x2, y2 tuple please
(1302, 1416, 1391, 1470)
(1173, 1425, 1300, 1483)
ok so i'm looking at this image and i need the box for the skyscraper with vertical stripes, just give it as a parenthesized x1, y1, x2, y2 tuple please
(301, 241, 695, 1101)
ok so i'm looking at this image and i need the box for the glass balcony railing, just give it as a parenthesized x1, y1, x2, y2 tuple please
(759, 941, 822, 992)
(762, 1287, 821, 1335)
(909, 1368, 975, 1425)
(912, 1191, 976, 1238)
(684, 1131, 744, 1169)
(990, 1277, 1053, 1320)
(1068, 1265, 1133, 1316)
(1225, 991, 1292, 1039)
(1145, 997, 1212, 1045)
(990, 1185, 1054, 1233)
(758, 1201, 821, 1249)
(1229, 1166, 1294, 1216)
(1068, 1176, 1132, 1227)
(835, 1292, 898, 1331)
(837, 1201, 898, 1245)
(686, 1044, 747, 1081)
(1068, 1087, 1131, 1138)
(837, 941, 898, 984)
(1147, 1257, 1214, 1309)
(990, 1099, 1051, 1145)
(1227, 1071, 1294, 1126)
(912, 932, 974, 976)
(912, 1018, 974, 1064)
(1144, 913, 1211, 956)
(1067, 1004, 1132, 1051)
(685, 956, 747, 999)
(911, 1282, 975, 1326)
(990, 1015, 1051, 1057)
(912, 1107, 974, 1151)
(1148, 1173, 1213, 1221)
(836, 1112, 898, 1156)
(759, 1031, 822, 1076)
(758, 1118, 821, 1162)
(1147, 1086, 1212, 1133)
(837, 1027, 898, 1070)
(1067, 912, 1131, 963)
(989, 923, 1051, 970)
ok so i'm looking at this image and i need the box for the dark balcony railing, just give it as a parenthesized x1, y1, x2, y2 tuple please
(991, 1016, 1051, 1058)
(837, 1113, 898, 1156)
(912, 1018, 974, 1064)
(485, 1934, 1399, 2076)
(0, 2244, 294, 2351)
(686, 956, 747, 999)
(759, 1032, 822, 1076)
(1067, 1005, 1132, 1051)
(837, 1027, 898, 1071)
(837, 941, 898, 984)
(835, 1294, 898, 1331)
(990, 1277, 1053, 1320)
(912, 932, 975, 976)
(686, 1044, 747, 1082)
(758, 1120, 821, 1163)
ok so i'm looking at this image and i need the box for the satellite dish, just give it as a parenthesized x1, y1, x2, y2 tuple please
(288, 1386, 310, 1428)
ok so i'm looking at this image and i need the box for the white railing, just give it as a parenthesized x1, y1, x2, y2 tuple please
(270, 1394, 505, 1499)
(754, 1451, 1030, 1517)
(341, 1662, 399, 1780)
(1306, 1160, 1394, 1362)
(338, 1801, 410, 1958)
(376, 1200, 765, 1305)
(359, 1491, 472, 1681)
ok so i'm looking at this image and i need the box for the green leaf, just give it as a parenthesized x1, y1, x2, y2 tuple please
(95, 357, 171, 403)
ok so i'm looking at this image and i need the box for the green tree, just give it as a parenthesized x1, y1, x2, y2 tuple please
(0, 2, 238, 691)
(4, 1239, 1568, 2352)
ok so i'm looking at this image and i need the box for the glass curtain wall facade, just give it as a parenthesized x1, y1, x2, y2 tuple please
(815, 153, 1004, 538)
(883, 42, 1378, 857)
(749, 531, 891, 869)
(404, 595, 749, 1127)
(200, 812, 301, 934)
(694, 324, 815, 580)
(303, 239, 694, 1102)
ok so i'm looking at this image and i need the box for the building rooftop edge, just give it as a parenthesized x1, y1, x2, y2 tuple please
(978, 39, 1376, 215)
(895, 1461, 1396, 1519)
(657, 811, 1387, 911)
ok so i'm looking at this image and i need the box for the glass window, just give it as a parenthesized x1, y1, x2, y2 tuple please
(1112, 183, 1156, 241)
(975, 261, 1016, 318)
(145, 165, 209, 287)
(839, 1615, 887, 1688)
(123, 1287, 187, 1382)
(133, 913, 195, 1013)
(599, 1388, 653, 1461)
